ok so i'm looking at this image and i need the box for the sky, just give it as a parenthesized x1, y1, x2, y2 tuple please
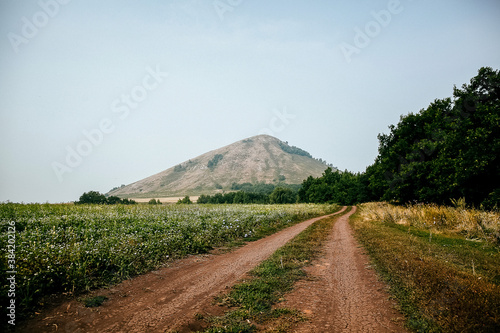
(1, 0, 499, 203)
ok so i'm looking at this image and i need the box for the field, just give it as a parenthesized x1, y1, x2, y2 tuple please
(351, 202, 500, 332)
(4, 201, 500, 332)
(0, 202, 338, 322)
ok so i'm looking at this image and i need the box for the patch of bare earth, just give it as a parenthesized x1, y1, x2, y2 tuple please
(278, 207, 408, 332)
(18, 208, 346, 333)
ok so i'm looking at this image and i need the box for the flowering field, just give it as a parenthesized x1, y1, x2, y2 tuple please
(0, 203, 338, 318)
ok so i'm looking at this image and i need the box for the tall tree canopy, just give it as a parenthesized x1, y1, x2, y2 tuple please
(371, 67, 499, 207)
(301, 67, 499, 209)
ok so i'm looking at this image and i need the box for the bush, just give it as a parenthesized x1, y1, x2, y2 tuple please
(148, 199, 161, 205)
(106, 196, 122, 204)
(174, 164, 186, 172)
(177, 195, 192, 204)
(120, 198, 137, 205)
(207, 154, 224, 170)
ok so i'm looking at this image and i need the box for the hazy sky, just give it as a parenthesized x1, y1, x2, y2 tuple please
(1, 0, 499, 203)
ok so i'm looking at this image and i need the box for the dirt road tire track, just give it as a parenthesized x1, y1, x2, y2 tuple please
(19, 207, 348, 333)
(280, 206, 407, 332)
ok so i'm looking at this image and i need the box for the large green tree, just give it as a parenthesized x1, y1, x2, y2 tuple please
(298, 67, 499, 209)
(76, 191, 108, 204)
(373, 67, 499, 207)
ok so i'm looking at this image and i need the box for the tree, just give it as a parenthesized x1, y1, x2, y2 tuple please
(76, 191, 107, 204)
(296, 67, 498, 209)
(197, 194, 210, 204)
(177, 195, 192, 204)
(107, 196, 122, 204)
(371, 67, 499, 207)
(269, 187, 296, 204)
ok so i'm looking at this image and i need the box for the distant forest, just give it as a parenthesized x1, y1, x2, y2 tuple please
(300, 67, 499, 209)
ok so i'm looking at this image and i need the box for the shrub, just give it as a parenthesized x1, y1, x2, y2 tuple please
(106, 196, 122, 204)
(177, 195, 192, 204)
(148, 199, 161, 205)
(207, 154, 224, 170)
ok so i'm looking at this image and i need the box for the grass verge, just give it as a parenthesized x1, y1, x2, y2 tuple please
(351, 203, 500, 332)
(197, 207, 351, 333)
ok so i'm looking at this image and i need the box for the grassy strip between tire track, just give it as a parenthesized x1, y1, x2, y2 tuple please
(350, 204, 500, 333)
(195, 206, 351, 333)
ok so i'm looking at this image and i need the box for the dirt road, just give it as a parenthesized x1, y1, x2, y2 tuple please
(281, 207, 407, 332)
(19, 207, 347, 333)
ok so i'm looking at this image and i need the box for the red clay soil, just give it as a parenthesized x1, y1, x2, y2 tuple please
(279, 207, 408, 332)
(18, 207, 347, 333)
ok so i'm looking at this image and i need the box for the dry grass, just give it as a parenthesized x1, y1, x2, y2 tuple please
(361, 201, 500, 244)
(351, 203, 500, 332)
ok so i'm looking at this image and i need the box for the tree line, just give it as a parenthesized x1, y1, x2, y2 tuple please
(198, 187, 297, 204)
(300, 67, 499, 209)
(76, 191, 137, 205)
(76, 186, 298, 205)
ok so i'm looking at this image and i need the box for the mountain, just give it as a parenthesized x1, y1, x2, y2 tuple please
(107, 135, 334, 198)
